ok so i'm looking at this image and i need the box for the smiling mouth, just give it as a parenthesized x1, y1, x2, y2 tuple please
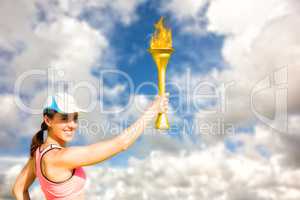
(64, 131, 73, 136)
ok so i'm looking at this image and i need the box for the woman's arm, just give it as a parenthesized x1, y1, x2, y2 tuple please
(51, 94, 169, 169)
(12, 157, 36, 200)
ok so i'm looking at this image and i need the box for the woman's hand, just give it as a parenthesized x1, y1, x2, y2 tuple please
(115, 92, 170, 150)
(12, 158, 35, 200)
(153, 93, 169, 113)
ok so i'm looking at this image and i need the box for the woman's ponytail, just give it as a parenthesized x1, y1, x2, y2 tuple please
(30, 121, 48, 157)
(30, 109, 57, 157)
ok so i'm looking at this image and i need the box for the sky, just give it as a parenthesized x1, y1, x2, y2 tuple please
(1, 0, 300, 199)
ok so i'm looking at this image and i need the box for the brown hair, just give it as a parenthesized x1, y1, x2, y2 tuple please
(30, 109, 57, 157)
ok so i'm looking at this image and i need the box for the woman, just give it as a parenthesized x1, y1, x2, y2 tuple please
(12, 92, 169, 200)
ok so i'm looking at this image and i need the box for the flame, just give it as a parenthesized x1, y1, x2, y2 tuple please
(150, 17, 172, 49)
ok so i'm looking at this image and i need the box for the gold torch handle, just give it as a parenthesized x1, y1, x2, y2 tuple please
(158, 67, 166, 96)
(151, 51, 172, 130)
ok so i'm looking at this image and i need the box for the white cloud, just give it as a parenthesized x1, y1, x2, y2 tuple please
(23, 142, 300, 199)
(161, 0, 208, 21)
(163, 3, 300, 193)
(0, 0, 146, 149)
(0, 13, 108, 147)
(39, 0, 144, 26)
(0, 94, 26, 148)
(164, 0, 300, 126)
(165, 0, 300, 141)
(109, 0, 145, 26)
(2, 118, 300, 200)
(2, 130, 300, 200)
(3, 0, 300, 199)
(0, 0, 37, 51)
(0, 0, 188, 198)
(159, 0, 209, 34)
(207, 0, 289, 36)
(0, 157, 27, 199)
(6, 16, 107, 87)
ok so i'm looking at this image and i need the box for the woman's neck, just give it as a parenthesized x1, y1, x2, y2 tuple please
(44, 131, 66, 147)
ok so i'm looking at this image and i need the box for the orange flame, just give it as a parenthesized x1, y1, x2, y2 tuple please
(150, 17, 172, 49)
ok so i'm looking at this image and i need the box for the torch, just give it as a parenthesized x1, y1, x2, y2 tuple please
(148, 17, 174, 130)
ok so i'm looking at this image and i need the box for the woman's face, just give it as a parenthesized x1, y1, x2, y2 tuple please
(45, 112, 78, 143)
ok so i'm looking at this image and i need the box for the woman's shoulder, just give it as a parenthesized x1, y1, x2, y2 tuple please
(40, 145, 63, 164)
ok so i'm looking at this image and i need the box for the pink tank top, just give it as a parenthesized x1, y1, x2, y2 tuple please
(35, 144, 86, 200)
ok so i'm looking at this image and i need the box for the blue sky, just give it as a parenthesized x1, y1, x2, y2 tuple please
(1, 0, 300, 199)
(78, 2, 228, 167)
(0, 0, 288, 166)
(0, 0, 224, 167)
(106, 2, 225, 87)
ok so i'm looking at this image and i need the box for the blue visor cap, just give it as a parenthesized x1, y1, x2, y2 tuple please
(43, 93, 86, 114)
